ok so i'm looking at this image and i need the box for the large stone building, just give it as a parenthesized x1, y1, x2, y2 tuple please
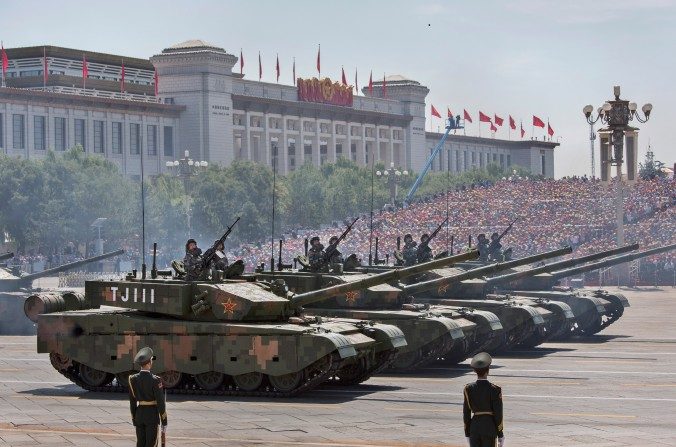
(0, 40, 558, 178)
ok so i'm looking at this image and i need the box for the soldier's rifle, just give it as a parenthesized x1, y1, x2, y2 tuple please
(492, 217, 519, 246)
(417, 217, 449, 254)
(322, 217, 359, 264)
(201, 216, 240, 268)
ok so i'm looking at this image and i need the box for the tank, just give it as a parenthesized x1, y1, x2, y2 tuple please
(0, 250, 124, 335)
(27, 266, 427, 397)
(496, 244, 676, 334)
(259, 251, 487, 368)
(401, 247, 576, 348)
(0, 252, 14, 263)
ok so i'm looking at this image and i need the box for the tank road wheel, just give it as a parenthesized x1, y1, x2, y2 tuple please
(49, 352, 73, 371)
(233, 372, 263, 391)
(269, 371, 304, 392)
(79, 364, 114, 387)
(334, 356, 370, 385)
(194, 371, 225, 391)
(390, 349, 421, 370)
(159, 371, 184, 389)
(115, 371, 134, 388)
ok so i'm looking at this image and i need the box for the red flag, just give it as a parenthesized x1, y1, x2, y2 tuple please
(120, 61, 125, 92)
(431, 105, 441, 118)
(547, 122, 554, 137)
(82, 55, 88, 80)
(509, 115, 516, 130)
(520, 121, 525, 138)
(240, 49, 244, 75)
(463, 109, 473, 123)
(258, 52, 262, 81)
(368, 71, 373, 95)
(354, 67, 358, 94)
(1, 43, 8, 76)
(43, 47, 48, 86)
(275, 54, 280, 82)
(316, 44, 320, 76)
(341, 67, 347, 85)
(490, 122, 498, 132)
(154, 68, 159, 96)
(494, 114, 504, 126)
(292, 58, 296, 85)
(447, 108, 453, 118)
(533, 115, 545, 128)
(479, 111, 492, 123)
(382, 74, 387, 98)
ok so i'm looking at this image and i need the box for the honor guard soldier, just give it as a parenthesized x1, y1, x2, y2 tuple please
(128, 347, 168, 447)
(463, 352, 504, 447)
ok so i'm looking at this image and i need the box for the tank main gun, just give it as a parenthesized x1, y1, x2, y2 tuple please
(0, 252, 14, 262)
(400, 246, 573, 296)
(0, 249, 124, 292)
(485, 243, 639, 287)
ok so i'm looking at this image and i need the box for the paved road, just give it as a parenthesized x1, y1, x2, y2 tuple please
(0, 287, 675, 446)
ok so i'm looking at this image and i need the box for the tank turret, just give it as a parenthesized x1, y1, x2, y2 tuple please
(0, 249, 125, 292)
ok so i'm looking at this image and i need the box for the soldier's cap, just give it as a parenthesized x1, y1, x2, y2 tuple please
(470, 352, 492, 369)
(310, 236, 320, 243)
(491, 232, 499, 238)
(478, 233, 486, 239)
(186, 238, 197, 249)
(421, 233, 430, 240)
(404, 233, 412, 240)
(134, 347, 154, 365)
(329, 236, 338, 244)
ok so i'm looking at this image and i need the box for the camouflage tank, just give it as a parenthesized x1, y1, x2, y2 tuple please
(492, 244, 676, 334)
(397, 247, 575, 349)
(260, 251, 486, 368)
(0, 250, 124, 335)
(26, 267, 426, 397)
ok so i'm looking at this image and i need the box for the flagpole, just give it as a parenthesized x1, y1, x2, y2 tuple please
(1, 41, 5, 88)
(43, 46, 46, 90)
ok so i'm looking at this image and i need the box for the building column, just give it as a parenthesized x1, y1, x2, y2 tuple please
(244, 111, 252, 160)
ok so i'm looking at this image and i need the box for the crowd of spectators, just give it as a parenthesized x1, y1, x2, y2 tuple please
(231, 176, 675, 282)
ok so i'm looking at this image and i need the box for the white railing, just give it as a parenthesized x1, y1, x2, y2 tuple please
(27, 86, 161, 103)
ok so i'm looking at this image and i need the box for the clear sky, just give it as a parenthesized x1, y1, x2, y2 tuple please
(2, 0, 674, 178)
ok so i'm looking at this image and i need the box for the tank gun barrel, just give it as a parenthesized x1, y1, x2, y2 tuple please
(0, 252, 14, 262)
(485, 243, 639, 286)
(550, 244, 676, 280)
(20, 249, 125, 281)
(290, 250, 479, 308)
(401, 246, 573, 295)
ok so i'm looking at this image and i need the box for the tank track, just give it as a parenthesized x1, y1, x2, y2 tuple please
(327, 348, 399, 386)
(50, 352, 343, 397)
(389, 333, 456, 370)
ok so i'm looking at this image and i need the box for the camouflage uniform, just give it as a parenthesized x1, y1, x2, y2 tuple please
(308, 243, 326, 272)
(477, 234, 489, 263)
(488, 233, 503, 262)
(402, 241, 418, 266)
(417, 235, 433, 264)
(183, 248, 204, 281)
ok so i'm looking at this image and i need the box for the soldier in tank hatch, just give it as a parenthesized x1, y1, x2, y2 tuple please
(183, 238, 204, 280)
(463, 352, 504, 447)
(307, 236, 325, 272)
(402, 234, 418, 266)
(128, 347, 167, 447)
(416, 233, 433, 263)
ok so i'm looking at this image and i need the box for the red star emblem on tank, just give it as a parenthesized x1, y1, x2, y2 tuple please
(437, 283, 449, 295)
(221, 298, 238, 314)
(344, 291, 360, 305)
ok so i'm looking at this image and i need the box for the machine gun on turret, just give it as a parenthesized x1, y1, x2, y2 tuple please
(417, 217, 449, 259)
(322, 217, 359, 265)
(202, 217, 240, 269)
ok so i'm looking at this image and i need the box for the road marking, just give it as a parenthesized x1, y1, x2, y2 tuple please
(621, 383, 676, 388)
(0, 357, 47, 361)
(385, 407, 457, 413)
(0, 426, 450, 447)
(461, 368, 676, 376)
(509, 350, 676, 356)
(373, 377, 581, 385)
(572, 360, 651, 364)
(531, 412, 636, 419)
(0, 380, 70, 385)
(0, 368, 20, 372)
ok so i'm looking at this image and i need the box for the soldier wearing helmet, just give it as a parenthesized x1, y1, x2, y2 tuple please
(183, 239, 204, 280)
(402, 234, 418, 266)
(307, 236, 325, 272)
(463, 352, 504, 447)
(416, 233, 433, 263)
(476, 234, 489, 263)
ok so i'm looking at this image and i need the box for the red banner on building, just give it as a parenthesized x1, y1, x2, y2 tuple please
(297, 77, 353, 107)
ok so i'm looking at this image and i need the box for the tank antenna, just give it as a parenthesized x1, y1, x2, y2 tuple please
(140, 135, 147, 279)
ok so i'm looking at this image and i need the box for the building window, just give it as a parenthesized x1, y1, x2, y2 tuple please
(54, 117, 66, 151)
(0, 113, 3, 148)
(130, 123, 141, 155)
(350, 143, 357, 162)
(163, 126, 173, 157)
(33, 116, 46, 150)
(335, 143, 343, 157)
(12, 114, 25, 149)
(93, 120, 105, 153)
(112, 122, 123, 154)
(147, 125, 157, 156)
(464, 150, 468, 170)
(500, 154, 505, 168)
(541, 153, 546, 177)
(320, 143, 328, 165)
(288, 141, 296, 171)
(74, 119, 86, 150)
(507, 155, 511, 166)
(455, 150, 461, 172)
(304, 142, 313, 165)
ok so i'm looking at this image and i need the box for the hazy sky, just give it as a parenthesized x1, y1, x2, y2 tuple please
(2, 0, 674, 178)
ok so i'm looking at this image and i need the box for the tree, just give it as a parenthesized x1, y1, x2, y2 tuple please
(639, 148, 666, 180)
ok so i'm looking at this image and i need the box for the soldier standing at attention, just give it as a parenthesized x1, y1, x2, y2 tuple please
(128, 347, 167, 447)
(183, 238, 204, 280)
(307, 236, 325, 272)
(463, 352, 504, 447)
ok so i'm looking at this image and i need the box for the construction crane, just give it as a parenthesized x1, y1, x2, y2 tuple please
(404, 116, 463, 204)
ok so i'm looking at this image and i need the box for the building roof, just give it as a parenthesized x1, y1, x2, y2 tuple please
(372, 75, 421, 86)
(4, 45, 152, 70)
(426, 131, 560, 149)
(162, 39, 227, 54)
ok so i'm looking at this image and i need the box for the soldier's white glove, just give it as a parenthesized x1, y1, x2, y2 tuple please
(465, 437, 471, 446)
(161, 425, 167, 433)
(498, 436, 505, 447)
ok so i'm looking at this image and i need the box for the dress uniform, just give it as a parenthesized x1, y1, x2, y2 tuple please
(463, 352, 504, 447)
(128, 347, 168, 447)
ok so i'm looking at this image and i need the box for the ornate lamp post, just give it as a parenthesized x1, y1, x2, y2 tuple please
(165, 150, 208, 237)
(376, 162, 408, 205)
(582, 86, 652, 248)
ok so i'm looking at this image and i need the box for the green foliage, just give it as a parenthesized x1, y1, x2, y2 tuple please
(638, 149, 666, 180)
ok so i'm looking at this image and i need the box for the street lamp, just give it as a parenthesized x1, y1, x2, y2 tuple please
(376, 162, 408, 205)
(165, 150, 208, 237)
(582, 86, 652, 249)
